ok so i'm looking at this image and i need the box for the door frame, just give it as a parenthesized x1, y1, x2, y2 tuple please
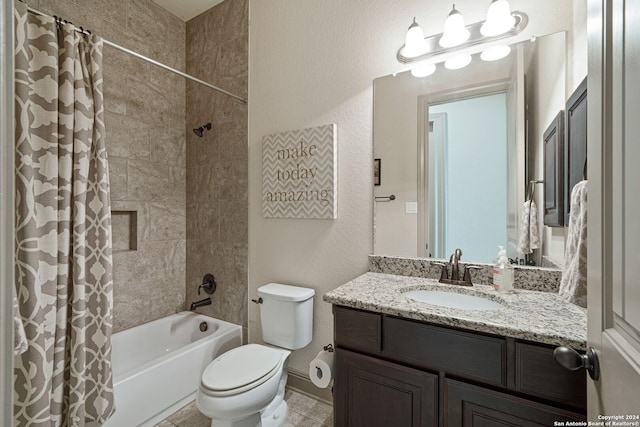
(421, 112, 447, 259)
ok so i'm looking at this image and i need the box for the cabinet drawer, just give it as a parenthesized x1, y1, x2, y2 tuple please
(334, 306, 381, 354)
(515, 342, 587, 410)
(384, 316, 506, 387)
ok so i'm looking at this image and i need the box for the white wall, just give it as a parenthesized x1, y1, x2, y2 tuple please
(569, 0, 588, 93)
(248, 0, 577, 387)
(526, 32, 568, 266)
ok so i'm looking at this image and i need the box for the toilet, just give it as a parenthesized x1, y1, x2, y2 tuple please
(196, 283, 315, 427)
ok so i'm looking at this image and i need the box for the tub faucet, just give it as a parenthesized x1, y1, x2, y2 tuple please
(190, 297, 212, 311)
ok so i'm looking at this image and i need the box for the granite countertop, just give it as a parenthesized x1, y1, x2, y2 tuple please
(323, 272, 587, 350)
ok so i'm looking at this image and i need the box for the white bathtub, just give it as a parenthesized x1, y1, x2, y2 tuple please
(103, 311, 242, 427)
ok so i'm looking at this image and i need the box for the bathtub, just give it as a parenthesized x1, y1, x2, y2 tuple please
(102, 311, 242, 427)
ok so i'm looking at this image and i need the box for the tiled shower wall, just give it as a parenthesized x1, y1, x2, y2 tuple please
(185, 0, 249, 333)
(29, 0, 188, 332)
(23, 0, 248, 333)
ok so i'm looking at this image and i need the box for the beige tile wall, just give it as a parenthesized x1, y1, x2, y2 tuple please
(185, 0, 249, 332)
(23, 0, 248, 333)
(27, 0, 188, 332)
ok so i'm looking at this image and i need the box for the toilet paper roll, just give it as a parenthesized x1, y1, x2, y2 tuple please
(309, 349, 334, 389)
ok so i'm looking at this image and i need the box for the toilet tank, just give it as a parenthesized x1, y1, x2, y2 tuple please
(257, 283, 315, 350)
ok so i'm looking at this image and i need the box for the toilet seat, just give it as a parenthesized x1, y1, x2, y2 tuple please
(200, 344, 284, 397)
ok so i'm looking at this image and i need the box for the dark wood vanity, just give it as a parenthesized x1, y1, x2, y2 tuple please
(332, 305, 586, 427)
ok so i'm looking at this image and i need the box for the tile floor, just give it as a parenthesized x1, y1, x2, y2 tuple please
(154, 389, 333, 427)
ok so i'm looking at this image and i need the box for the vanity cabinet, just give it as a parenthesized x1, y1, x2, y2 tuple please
(333, 305, 586, 427)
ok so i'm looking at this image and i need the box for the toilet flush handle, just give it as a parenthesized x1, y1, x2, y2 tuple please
(251, 297, 263, 304)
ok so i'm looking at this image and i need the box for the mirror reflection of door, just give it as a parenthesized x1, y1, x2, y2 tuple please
(422, 93, 508, 263)
(425, 114, 446, 258)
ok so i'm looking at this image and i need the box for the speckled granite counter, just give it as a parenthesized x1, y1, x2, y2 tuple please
(369, 255, 563, 292)
(324, 272, 587, 350)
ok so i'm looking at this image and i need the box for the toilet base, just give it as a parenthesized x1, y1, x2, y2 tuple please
(259, 400, 288, 427)
(205, 370, 289, 427)
(207, 412, 261, 427)
(205, 399, 287, 427)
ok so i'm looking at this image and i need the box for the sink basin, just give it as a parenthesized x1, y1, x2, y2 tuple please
(402, 290, 504, 311)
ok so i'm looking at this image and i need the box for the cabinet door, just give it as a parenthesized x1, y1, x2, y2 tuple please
(564, 77, 587, 225)
(334, 349, 437, 427)
(543, 111, 565, 227)
(445, 378, 584, 427)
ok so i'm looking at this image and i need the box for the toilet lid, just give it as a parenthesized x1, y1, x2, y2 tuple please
(201, 344, 283, 395)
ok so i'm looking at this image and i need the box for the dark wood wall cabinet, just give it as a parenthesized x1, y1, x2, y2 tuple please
(543, 111, 565, 227)
(541, 77, 588, 228)
(333, 305, 586, 427)
(564, 77, 588, 225)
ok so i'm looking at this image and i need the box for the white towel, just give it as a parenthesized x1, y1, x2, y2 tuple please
(559, 180, 588, 307)
(517, 200, 540, 255)
(13, 288, 28, 356)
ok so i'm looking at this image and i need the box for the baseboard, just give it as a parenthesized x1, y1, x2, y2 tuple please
(286, 368, 333, 406)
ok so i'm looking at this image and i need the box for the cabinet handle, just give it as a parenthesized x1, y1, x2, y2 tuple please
(553, 346, 600, 381)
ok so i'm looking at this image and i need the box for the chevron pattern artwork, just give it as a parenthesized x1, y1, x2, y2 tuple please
(263, 123, 337, 219)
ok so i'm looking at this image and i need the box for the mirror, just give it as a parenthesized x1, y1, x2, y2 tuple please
(373, 32, 566, 266)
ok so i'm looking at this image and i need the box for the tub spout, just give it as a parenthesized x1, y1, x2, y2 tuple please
(190, 297, 212, 311)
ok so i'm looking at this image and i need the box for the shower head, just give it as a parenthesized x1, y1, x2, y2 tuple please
(193, 122, 212, 137)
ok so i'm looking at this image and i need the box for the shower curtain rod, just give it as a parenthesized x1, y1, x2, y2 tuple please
(24, 5, 248, 104)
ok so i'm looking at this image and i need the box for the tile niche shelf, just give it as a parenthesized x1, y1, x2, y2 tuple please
(111, 210, 138, 253)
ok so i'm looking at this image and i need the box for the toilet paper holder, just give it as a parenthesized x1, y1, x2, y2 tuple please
(314, 344, 334, 380)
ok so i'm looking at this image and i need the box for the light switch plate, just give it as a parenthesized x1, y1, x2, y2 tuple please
(405, 202, 418, 214)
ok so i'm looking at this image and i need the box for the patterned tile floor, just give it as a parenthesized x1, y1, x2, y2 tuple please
(154, 389, 333, 427)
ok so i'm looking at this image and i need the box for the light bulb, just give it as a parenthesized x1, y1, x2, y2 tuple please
(481, 0, 516, 37)
(411, 62, 436, 77)
(403, 18, 429, 58)
(439, 5, 470, 48)
(480, 45, 511, 61)
(444, 54, 472, 70)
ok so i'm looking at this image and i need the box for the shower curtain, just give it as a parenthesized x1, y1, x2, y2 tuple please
(13, 3, 115, 425)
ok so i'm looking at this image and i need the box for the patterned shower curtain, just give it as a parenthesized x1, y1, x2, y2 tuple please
(13, 3, 115, 425)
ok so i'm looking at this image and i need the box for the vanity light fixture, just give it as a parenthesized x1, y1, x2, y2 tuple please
(403, 18, 429, 58)
(480, 44, 511, 61)
(396, 3, 527, 66)
(411, 61, 437, 77)
(481, 0, 516, 37)
(406, 45, 511, 78)
(439, 5, 470, 48)
(444, 54, 472, 70)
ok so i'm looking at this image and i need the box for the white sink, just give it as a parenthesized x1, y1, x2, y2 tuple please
(402, 290, 504, 311)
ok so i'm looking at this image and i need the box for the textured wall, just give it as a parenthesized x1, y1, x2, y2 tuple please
(28, 0, 187, 332)
(248, 0, 578, 395)
(185, 0, 249, 332)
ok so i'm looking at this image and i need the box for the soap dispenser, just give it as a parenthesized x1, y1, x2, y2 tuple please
(492, 246, 514, 292)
